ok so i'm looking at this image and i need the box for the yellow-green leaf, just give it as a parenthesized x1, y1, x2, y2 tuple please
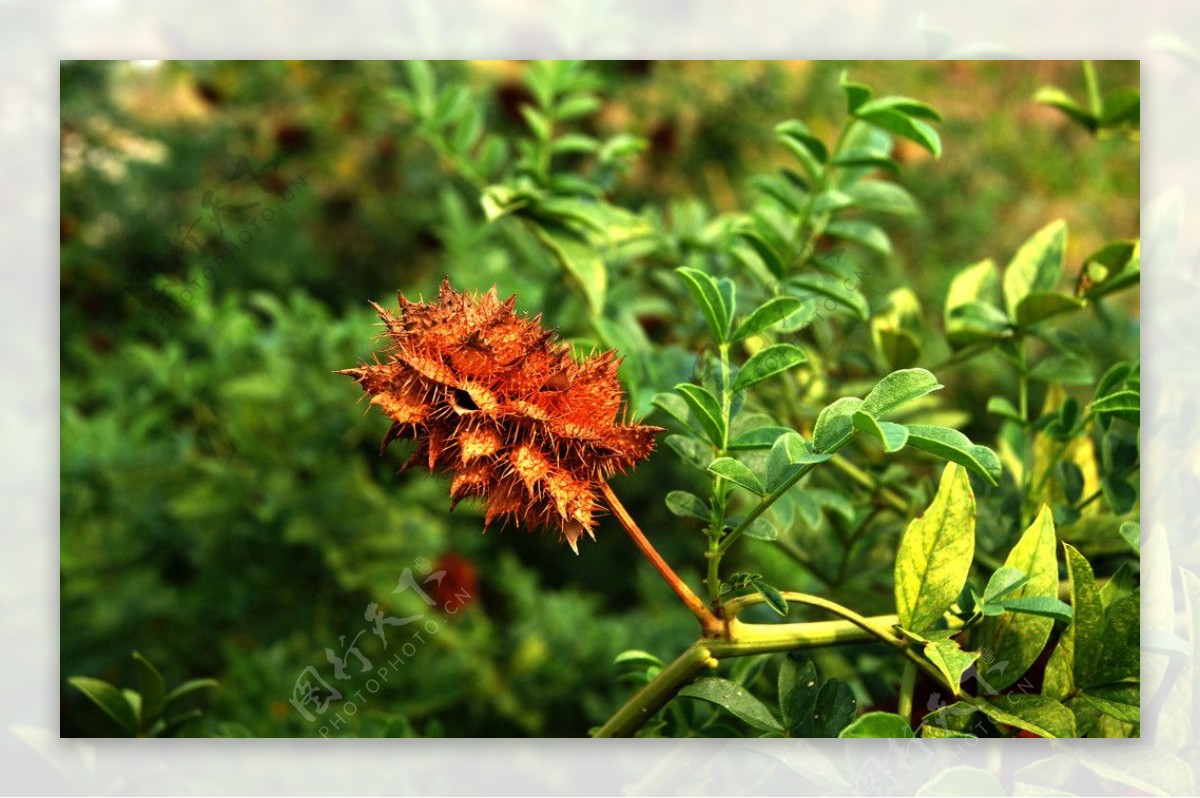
(1003, 220, 1067, 317)
(894, 463, 976, 633)
(965, 694, 1076, 738)
(973, 505, 1058, 690)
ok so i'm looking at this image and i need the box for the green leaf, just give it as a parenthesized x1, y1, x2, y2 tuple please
(1029, 354, 1094, 385)
(919, 726, 977, 739)
(1102, 476, 1138, 514)
(132, 651, 166, 730)
(404, 60, 437, 116)
(965, 694, 1076, 738)
(839, 73, 873, 115)
(778, 657, 818, 732)
(844, 180, 918, 216)
(674, 383, 725, 447)
(894, 463, 976, 632)
(946, 258, 999, 314)
(852, 409, 909, 453)
(518, 104, 552, 141)
(924, 639, 980, 696)
(678, 677, 784, 733)
(728, 425, 792, 451)
(1100, 87, 1140, 127)
(831, 147, 900, 174)
(857, 109, 942, 157)
(665, 434, 711, 471)
(838, 711, 914, 738)
(946, 301, 1013, 347)
(1035, 85, 1097, 131)
(732, 296, 805, 341)
(1083, 239, 1140, 299)
(873, 327, 922, 371)
(1003, 220, 1068, 318)
(665, 490, 708, 521)
(812, 189, 856, 215)
(752, 580, 789, 616)
(1091, 390, 1140, 426)
(986, 396, 1024, 422)
(164, 678, 218, 708)
(795, 680, 857, 737)
(1118, 521, 1140, 554)
(788, 275, 870, 321)
(824, 218, 893, 256)
(777, 136, 823, 183)
(813, 397, 864, 453)
(68, 677, 139, 734)
(554, 93, 602, 120)
(732, 344, 807, 392)
(433, 84, 472, 128)
(862, 368, 943, 417)
(708, 457, 765, 495)
(614, 649, 665, 669)
(677, 267, 732, 341)
(742, 517, 778, 541)
(529, 220, 606, 316)
(855, 95, 943, 121)
(983, 566, 1029, 603)
(1015, 292, 1087, 327)
(1092, 590, 1140, 687)
(774, 119, 829, 162)
(1044, 542, 1104, 701)
(550, 133, 601, 156)
(737, 230, 787, 279)
(765, 431, 804, 491)
(974, 506, 1058, 690)
(903, 425, 1002, 485)
(1080, 684, 1139, 724)
(651, 391, 691, 426)
(995, 595, 1073, 624)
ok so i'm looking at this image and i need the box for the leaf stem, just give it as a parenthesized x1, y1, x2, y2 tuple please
(1082, 60, 1103, 119)
(599, 480, 723, 637)
(898, 661, 917, 723)
(716, 461, 821, 556)
(705, 342, 734, 613)
(830, 453, 909, 514)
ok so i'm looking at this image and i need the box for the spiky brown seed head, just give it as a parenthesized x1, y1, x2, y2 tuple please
(340, 280, 662, 553)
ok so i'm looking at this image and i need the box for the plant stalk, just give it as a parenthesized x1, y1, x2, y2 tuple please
(600, 480, 723, 637)
(596, 589, 966, 737)
(593, 613, 900, 738)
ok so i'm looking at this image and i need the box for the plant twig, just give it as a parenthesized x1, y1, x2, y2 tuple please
(593, 642, 716, 738)
(724, 591, 959, 695)
(593, 613, 900, 738)
(599, 480, 724, 637)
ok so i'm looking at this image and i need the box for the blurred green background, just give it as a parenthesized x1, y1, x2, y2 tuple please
(60, 60, 1138, 737)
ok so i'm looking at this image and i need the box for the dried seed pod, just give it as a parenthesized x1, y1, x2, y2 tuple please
(340, 280, 661, 553)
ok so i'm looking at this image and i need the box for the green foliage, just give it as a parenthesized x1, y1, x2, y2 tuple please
(62, 60, 1139, 738)
(68, 652, 223, 737)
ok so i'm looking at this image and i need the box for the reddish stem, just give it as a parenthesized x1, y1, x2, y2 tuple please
(599, 480, 724, 637)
